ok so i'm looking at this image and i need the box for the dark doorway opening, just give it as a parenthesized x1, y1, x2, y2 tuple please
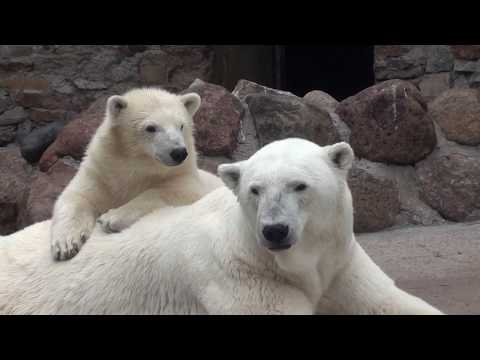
(281, 45, 375, 101)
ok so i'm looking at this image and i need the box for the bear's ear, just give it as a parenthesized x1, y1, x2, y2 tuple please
(326, 142, 354, 171)
(218, 162, 243, 193)
(179, 93, 201, 116)
(107, 95, 127, 119)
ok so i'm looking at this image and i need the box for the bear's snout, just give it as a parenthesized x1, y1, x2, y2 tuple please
(262, 223, 290, 250)
(170, 147, 188, 164)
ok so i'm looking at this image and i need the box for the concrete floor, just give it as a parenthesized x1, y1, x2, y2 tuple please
(357, 221, 480, 315)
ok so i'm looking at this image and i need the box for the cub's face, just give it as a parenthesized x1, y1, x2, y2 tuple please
(138, 109, 192, 166)
(106, 91, 201, 166)
(218, 139, 354, 252)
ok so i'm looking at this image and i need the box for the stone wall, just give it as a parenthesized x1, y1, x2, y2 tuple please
(0, 45, 213, 149)
(375, 45, 480, 102)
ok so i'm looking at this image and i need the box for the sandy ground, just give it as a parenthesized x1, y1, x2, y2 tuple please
(357, 221, 480, 315)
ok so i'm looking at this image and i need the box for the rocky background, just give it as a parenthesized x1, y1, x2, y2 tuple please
(1, 45, 480, 236)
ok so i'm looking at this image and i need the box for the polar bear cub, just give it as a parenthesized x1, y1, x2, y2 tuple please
(50, 87, 223, 261)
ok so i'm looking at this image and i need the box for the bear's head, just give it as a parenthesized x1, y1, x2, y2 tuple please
(218, 138, 354, 252)
(105, 87, 201, 167)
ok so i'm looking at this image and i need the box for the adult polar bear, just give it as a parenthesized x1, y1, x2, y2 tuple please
(50, 87, 222, 260)
(0, 139, 442, 314)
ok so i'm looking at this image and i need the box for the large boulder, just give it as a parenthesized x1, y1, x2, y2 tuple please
(18, 159, 78, 229)
(244, 86, 340, 148)
(303, 90, 339, 113)
(348, 159, 401, 233)
(184, 79, 243, 157)
(336, 79, 437, 164)
(0, 146, 31, 235)
(416, 143, 480, 222)
(38, 96, 107, 172)
(428, 89, 480, 146)
(303, 90, 351, 142)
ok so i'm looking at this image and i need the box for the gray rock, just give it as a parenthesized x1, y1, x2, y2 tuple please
(452, 73, 471, 88)
(0, 89, 11, 114)
(0, 126, 16, 146)
(416, 143, 480, 222)
(375, 47, 426, 80)
(73, 79, 108, 90)
(348, 159, 401, 233)
(245, 88, 340, 148)
(233, 79, 295, 101)
(425, 46, 454, 73)
(418, 73, 451, 102)
(303, 90, 351, 142)
(384, 164, 446, 227)
(19, 121, 65, 164)
(454, 59, 477, 73)
(0, 107, 28, 126)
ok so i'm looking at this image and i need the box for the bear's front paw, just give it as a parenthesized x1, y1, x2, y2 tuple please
(97, 208, 136, 234)
(51, 228, 89, 261)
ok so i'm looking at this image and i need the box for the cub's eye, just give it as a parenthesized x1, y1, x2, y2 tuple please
(180, 124, 184, 130)
(250, 187, 259, 196)
(145, 125, 157, 133)
(294, 183, 307, 192)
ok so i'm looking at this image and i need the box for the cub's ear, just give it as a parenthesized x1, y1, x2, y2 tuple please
(179, 93, 201, 116)
(326, 142, 354, 171)
(218, 162, 244, 194)
(107, 95, 127, 118)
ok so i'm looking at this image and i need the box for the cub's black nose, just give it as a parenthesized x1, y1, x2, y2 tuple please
(262, 224, 289, 243)
(170, 147, 188, 163)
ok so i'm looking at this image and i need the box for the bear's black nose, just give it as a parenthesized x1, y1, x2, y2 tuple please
(262, 224, 289, 244)
(170, 147, 188, 163)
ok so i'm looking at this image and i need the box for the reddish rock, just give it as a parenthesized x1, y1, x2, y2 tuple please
(348, 159, 401, 233)
(15, 89, 75, 112)
(184, 79, 243, 157)
(336, 79, 436, 164)
(428, 89, 480, 146)
(416, 144, 480, 222)
(197, 155, 232, 175)
(18, 160, 77, 228)
(0, 77, 49, 92)
(30, 108, 68, 124)
(0, 146, 31, 235)
(450, 45, 480, 60)
(38, 96, 107, 172)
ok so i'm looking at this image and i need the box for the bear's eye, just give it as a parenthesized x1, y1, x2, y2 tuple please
(180, 124, 184, 130)
(250, 187, 259, 196)
(294, 183, 307, 192)
(145, 125, 157, 133)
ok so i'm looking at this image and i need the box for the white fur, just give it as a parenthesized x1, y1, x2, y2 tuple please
(50, 87, 223, 260)
(0, 139, 442, 314)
